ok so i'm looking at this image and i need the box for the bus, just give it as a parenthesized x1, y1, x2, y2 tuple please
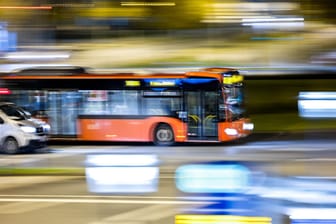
(0, 66, 253, 145)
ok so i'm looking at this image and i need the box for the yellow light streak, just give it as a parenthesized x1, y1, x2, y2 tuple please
(175, 214, 272, 224)
(0, 6, 52, 10)
(121, 2, 176, 6)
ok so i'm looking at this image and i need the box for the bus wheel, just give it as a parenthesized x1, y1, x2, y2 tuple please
(2, 137, 19, 154)
(154, 124, 175, 146)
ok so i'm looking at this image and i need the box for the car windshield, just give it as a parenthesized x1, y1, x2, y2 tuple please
(0, 104, 31, 120)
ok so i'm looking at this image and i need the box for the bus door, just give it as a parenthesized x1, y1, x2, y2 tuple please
(48, 91, 80, 136)
(186, 91, 218, 140)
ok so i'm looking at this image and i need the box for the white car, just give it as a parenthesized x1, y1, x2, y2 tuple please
(0, 102, 50, 154)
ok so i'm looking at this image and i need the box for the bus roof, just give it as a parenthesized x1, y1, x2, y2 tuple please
(1, 66, 238, 80)
(0, 64, 82, 73)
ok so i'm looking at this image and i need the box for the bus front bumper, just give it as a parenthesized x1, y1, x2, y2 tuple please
(222, 119, 254, 140)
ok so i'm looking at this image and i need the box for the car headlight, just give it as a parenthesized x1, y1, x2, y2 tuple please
(20, 126, 36, 133)
(43, 124, 51, 132)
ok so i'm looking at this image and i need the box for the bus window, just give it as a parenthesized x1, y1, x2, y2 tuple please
(1, 90, 48, 114)
(79, 90, 140, 115)
(111, 90, 139, 115)
(225, 84, 244, 105)
(224, 84, 245, 121)
(80, 90, 109, 115)
(48, 91, 80, 135)
(0, 90, 49, 121)
(142, 95, 181, 116)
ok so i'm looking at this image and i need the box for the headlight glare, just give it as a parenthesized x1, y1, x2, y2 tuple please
(225, 128, 238, 136)
(243, 123, 254, 130)
(20, 126, 36, 133)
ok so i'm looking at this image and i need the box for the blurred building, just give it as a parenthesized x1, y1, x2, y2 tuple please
(0, 0, 333, 51)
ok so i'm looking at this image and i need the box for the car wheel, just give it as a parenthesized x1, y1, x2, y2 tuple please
(2, 137, 19, 154)
(154, 124, 175, 146)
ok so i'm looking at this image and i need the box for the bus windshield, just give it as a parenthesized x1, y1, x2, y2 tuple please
(222, 70, 245, 121)
(225, 84, 244, 105)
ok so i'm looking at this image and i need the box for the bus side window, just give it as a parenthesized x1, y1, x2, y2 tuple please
(110, 90, 139, 115)
(112, 104, 129, 114)
(143, 97, 180, 116)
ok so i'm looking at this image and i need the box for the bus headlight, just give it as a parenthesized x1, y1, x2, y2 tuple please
(243, 123, 254, 130)
(225, 128, 238, 136)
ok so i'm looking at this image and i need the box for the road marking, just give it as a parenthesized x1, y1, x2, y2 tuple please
(0, 176, 80, 191)
(50, 146, 135, 154)
(295, 158, 336, 161)
(0, 195, 212, 222)
(0, 198, 211, 205)
(0, 158, 42, 166)
(0, 194, 240, 201)
(295, 176, 336, 180)
(0, 202, 60, 214)
(234, 145, 335, 152)
(235, 140, 336, 151)
(98, 204, 175, 221)
(0, 152, 76, 166)
(90, 203, 204, 224)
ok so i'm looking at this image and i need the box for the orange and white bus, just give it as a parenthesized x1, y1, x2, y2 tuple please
(0, 66, 253, 145)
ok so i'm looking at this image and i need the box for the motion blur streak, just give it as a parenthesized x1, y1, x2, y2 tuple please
(242, 18, 305, 29)
(121, 2, 176, 6)
(298, 92, 336, 118)
(0, 88, 11, 94)
(175, 214, 272, 224)
(86, 154, 159, 193)
(175, 164, 250, 193)
(202, 2, 300, 24)
(4, 52, 70, 61)
(86, 154, 158, 166)
(242, 17, 304, 23)
(288, 208, 336, 223)
(0, 6, 52, 10)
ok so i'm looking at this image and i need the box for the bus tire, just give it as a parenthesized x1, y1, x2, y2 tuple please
(153, 124, 175, 146)
(2, 137, 19, 154)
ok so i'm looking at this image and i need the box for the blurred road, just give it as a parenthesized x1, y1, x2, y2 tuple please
(1, 134, 336, 176)
(0, 136, 336, 224)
